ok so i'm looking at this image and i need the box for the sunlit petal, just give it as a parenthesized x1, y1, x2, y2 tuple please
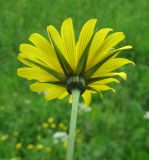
(76, 19, 97, 64)
(82, 90, 91, 107)
(61, 18, 76, 69)
(17, 67, 58, 82)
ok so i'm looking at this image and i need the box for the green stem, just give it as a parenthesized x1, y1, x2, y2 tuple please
(66, 89, 80, 160)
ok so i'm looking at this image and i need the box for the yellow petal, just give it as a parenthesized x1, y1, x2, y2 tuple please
(89, 84, 115, 93)
(17, 67, 58, 82)
(30, 82, 66, 101)
(108, 45, 133, 58)
(69, 95, 72, 103)
(18, 54, 65, 81)
(19, 44, 63, 73)
(61, 18, 76, 69)
(76, 19, 97, 64)
(45, 87, 66, 101)
(30, 82, 56, 92)
(19, 46, 50, 68)
(93, 58, 135, 76)
(87, 28, 113, 68)
(100, 32, 125, 53)
(47, 25, 69, 62)
(114, 45, 132, 51)
(17, 54, 41, 69)
(28, 34, 62, 73)
(29, 33, 55, 55)
(93, 72, 127, 80)
(95, 78, 120, 84)
(58, 91, 68, 99)
(89, 32, 125, 68)
(82, 90, 91, 107)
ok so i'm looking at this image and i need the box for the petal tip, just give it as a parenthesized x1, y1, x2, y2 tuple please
(19, 44, 23, 50)
(86, 18, 97, 25)
(119, 72, 127, 80)
(91, 18, 97, 24)
(47, 25, 54, 31)
(112, 88, 116, 93)
(29, 33, 39, 41)
(17, 68, 22, 76)
(30, 84, 35, 91)
(65, 17, 72, 22)
(128, 45, 133, 49)
(132, 61, 135, 66)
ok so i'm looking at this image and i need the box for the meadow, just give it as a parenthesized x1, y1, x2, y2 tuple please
(0, 0, 149, 159)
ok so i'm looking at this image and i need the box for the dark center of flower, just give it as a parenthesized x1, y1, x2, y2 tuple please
(66, 76, 86, 95)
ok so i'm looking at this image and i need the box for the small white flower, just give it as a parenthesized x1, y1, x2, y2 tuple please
(53, 131, 68, 144)
(144, 111, 149, 119)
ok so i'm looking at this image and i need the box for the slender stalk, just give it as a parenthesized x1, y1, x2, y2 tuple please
(66, 89, 80, 160)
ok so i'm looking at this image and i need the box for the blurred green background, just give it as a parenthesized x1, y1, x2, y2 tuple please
(0, 0, 149, 159)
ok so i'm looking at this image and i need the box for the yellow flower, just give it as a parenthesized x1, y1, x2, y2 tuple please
(27, 144, 34, 150)
(15, 142, 22, 150)
(17, 18, 134, 106)
(59, 122, 64, 128)
(50, 123, 56, 129)
(59, 122, 67, 131)
(48, 117, 54, 123)
(63, 140, 68, 149)
(45, 146, 52, 153)
(42, 122, 49, 129)
(0, 135, 8, 141)
(36, 144, 43, 150)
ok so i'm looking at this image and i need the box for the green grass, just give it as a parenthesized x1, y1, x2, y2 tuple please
(0, 0, 149, 159)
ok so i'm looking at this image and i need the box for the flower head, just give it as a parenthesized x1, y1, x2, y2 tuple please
(0, 134, 9, 141)
(17, 18, 134, 106)
(48, 117, 54, 123)
(50, 123, 56, 129)
(59, 122, 67, 131)
(27, 144, 34, 150)
(45, 146, 52, 153)
(63, 140, 69, 149)
(42, 122, 49, 129)
(15, 142, 22, 150)
(36, 144, 43, 150)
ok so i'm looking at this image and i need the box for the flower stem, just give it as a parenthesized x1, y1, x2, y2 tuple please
(66, 89, 80, 160)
